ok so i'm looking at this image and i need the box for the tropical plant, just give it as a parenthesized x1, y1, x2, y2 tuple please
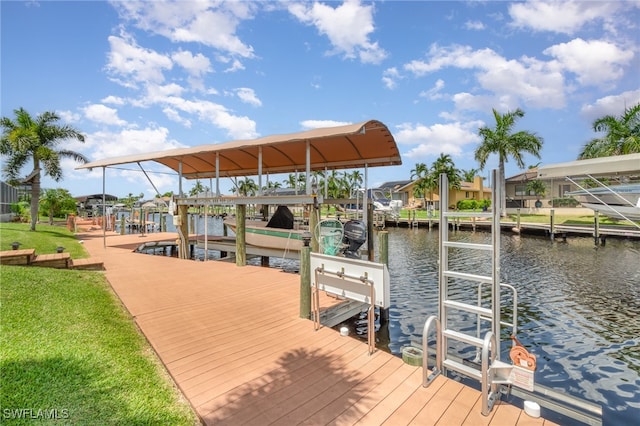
(432, 153, 461, 189)
(39, 188, 77, 224)
(474, 108, 543, 215)
(460, 168, 479, 183)
(235, 177, 258, 196)
(0, 107, 87, 230)
(526, 179, 546, 200)
(578, 103, 640, 159)
(188, 180, 209, 197)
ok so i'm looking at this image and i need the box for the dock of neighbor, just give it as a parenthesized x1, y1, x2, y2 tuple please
(79, 229, 556, 425)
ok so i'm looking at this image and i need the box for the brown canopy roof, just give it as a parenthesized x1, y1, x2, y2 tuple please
(77, 120, 401, 179)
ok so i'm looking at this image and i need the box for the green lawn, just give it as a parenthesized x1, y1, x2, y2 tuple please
(0, 223, 197, 425)
(0, 222, 88, 259)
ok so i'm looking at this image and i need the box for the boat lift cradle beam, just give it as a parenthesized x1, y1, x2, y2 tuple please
(563, 175, 640, 229)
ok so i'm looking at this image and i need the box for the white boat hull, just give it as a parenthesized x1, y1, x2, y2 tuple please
(581, 203, 640, 221)
(224, 219, 304, 251)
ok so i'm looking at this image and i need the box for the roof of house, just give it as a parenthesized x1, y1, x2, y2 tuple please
(506, 168, 538, 182)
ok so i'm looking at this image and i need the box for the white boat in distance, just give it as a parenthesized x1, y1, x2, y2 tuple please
(567, 183, 640, 221)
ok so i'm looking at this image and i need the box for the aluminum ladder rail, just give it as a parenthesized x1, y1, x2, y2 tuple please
(426, 170, 510, 416)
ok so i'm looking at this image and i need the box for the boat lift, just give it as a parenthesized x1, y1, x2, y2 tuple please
(422, 171, 603, 424)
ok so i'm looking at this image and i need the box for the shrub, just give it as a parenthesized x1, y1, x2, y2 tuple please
(549, 198, 580, 207)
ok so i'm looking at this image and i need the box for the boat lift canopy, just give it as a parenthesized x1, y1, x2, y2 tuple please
(537, 153, 640, 179)
(77, 120, 401, 179)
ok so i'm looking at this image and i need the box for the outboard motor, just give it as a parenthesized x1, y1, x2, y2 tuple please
(342, 220, 366, 258)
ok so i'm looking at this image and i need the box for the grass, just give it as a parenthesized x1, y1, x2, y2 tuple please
(0, 224, 198, 425)
(396, 209, 636, 227)
(0, 222, 88, 259)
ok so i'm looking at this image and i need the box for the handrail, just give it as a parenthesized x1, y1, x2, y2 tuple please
(481, 331, 498, 416)
(422, 315, 441, 387)
(475, 282, 518, 361)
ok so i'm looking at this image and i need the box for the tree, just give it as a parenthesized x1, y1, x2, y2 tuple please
(40, 188, 76, 224)
(1, 108, 87, 230)
(526, 179, 546, 200)
(474, 108, 543, 215)
(432, 153, 461, 189)
(235, 177, 258, 196)
(578, 103, 640, 159)
(189, 180, 209, 197)
(460, 168, 479, 182)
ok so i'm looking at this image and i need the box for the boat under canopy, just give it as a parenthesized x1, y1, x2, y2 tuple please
(538, 153, 640, 224)
(537, 153, 640, 179)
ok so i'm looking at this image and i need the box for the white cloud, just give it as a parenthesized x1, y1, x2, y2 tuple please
(171, 50, 213, 76)
(300, 120, 351, 129)
(235, 88, 262, 107)
(405, 44, 567, 109)
(106, 34, 172, 85)
(83, 104, 127, 126)
(464, 20, 485, 31)
(112, 1, 256, 58)
(101, 95, 126, 105)
(86, 127, 184, 161)
(580, 89, 640, 121)
(395, 120, 484, 160)
(543, 38, 634, 86)
(289, 0, 387, 64)
(162, 107, 192, 128)
(508, 1, 620, 35)
(58, 110, 81, 123)
(419, 79, 445, 100)
(382, 67, 401, 90)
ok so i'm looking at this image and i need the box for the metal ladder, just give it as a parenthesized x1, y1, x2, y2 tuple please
(422, 170, 514, 416)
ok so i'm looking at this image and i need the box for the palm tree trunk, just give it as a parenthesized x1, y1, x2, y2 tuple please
(30, 171, 40, 231)
(499, 160, 506, 217)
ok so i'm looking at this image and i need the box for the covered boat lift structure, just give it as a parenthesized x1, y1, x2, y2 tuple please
(77, 120, 402, 261)
(537, 153, 640, 227)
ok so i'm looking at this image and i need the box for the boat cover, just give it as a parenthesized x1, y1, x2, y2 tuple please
(266, 205, 294, 229)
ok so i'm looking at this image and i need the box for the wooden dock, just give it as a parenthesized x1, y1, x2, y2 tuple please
(78, 230, 558, 425)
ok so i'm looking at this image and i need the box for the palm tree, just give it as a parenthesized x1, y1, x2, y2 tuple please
(189, 180, 210, 197)
(474, 108, 543, 215)
(1, 107, 87, 230)
(236, 177, 258, 196)
(432, 153, 461, 189)
(526, 179, 547, 207)
(460, 168, 479, 183)
(40, 188, 76, 225)
(578, 103, 640, 159)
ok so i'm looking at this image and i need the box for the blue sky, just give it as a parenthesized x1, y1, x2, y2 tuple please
(2, 0, 639, 199)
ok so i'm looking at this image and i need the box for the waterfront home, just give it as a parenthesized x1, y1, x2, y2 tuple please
(391, 176, 491, 209)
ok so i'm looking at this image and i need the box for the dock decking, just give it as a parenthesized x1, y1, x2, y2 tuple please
(78, 230, 557, 425)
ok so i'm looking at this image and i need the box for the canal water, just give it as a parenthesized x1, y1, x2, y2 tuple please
(130, 214, 639, 424)
(378, 227, 639, 425)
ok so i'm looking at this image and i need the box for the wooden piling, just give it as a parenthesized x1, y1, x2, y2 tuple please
(378, 231, 389, 325)
(594, 210, 600, 246)
(550, 209, 555, 240)
(235, 204, 246, 266)
(300, 243, 311, 319)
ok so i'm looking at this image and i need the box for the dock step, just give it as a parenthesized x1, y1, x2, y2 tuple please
(70, 258, 105, 271)
(443, 329, 484, 347)
(443, 358, 482, 381)
(443, 270, 492, 284)
(443, 300, 492, 317)
(0, 249, 36, 266)
(31, 253, 71, 269)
